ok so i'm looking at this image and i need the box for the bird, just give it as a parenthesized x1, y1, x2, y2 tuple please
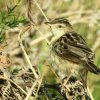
(45, 17, 100, 80)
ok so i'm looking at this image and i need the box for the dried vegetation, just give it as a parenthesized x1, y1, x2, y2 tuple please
(0, 0, 100, 100)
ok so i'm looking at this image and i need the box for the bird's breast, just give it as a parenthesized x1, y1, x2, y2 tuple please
(50, 51, 81, 79)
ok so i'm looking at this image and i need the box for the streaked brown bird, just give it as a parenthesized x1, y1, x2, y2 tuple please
(45, 17, 100, 80)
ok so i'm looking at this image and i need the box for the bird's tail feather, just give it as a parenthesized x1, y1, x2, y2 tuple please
(85, 62, 100, 74)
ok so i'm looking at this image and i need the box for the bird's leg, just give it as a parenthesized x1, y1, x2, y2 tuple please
(80, 70, 88, 88)
(61, 70, 75, 93)
(63, 69, 75, 86)
(85, 70, 88, 87)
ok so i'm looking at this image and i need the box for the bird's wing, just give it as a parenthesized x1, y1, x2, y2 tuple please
(52, 32, 100, 74)
(52, 32, 93, 62)
(63, 32, 93, 54)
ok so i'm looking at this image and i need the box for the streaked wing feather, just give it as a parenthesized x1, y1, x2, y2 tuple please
(65, 32, 93, 53)
(52, 32, 100, 74)
(52, 32, 94, 62)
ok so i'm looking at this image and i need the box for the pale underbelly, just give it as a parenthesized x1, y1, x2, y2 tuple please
(50, 52, 83, 79)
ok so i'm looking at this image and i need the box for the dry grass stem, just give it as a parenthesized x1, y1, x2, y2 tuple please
(18, 26, 38, 79)
(87, 87, 94, 100)
(0, 0, 99, 99)
(32, 25, 50, 45)
(30, 33, 52, 46)
(25, 79, 38, 100)
(32, 0, 49, 21)
(27, 0, 50, 45)
(0, 75, 27, 95)
(35, 76, 43, 96)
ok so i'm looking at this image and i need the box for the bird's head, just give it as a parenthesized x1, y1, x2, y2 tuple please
(45, 17, 73, 36)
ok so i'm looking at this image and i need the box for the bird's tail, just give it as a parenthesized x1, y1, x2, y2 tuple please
(85, 62, 100, 74)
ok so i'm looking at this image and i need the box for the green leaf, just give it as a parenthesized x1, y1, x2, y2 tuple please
(0, 34, 5, 43)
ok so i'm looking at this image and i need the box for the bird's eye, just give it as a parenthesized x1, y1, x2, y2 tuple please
(58, 25, 62, 28)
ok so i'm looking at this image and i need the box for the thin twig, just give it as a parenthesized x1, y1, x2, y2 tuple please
(32, 0, 49, 21)
(87, 87, 94, 100)
(25, 79, 38, 100)
(0, 75, 27, 95)
(18, 26, 38, 79)
(36, 76, 43, 96)
(32, 25, 50, 45)
(30, 33, 52, 46)
(27, 0, 50, 45)
(9, 33, 52, 56)
(63, 69, 74, 86)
